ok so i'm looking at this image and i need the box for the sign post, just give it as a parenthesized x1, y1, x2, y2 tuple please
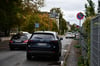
(77, 12, 84, 27)
(76, 12, 84, 44)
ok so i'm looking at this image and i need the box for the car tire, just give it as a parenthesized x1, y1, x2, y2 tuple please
(55, 56, 59, 61)
(27, 54, 32, 60)
(53, 55, 59, 61)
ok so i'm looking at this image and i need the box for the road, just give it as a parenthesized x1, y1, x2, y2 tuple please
(0, 36, 73, 66)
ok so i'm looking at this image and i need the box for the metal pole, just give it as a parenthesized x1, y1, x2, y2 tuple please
(79, 20, 81, 44)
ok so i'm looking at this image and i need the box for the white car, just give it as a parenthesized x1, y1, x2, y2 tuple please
(65, 32, 75, 38)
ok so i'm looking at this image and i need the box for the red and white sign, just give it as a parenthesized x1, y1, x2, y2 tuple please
(76, 12, 84, 20)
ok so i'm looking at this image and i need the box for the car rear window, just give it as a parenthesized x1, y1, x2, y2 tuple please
(12, 35, 28, 41)
(30, 33, 55, 40)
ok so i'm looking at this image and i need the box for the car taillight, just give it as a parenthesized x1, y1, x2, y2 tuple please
(28, 40, 34, 42)
(23, 40, 28, 43)
(9, 40, 13, 43)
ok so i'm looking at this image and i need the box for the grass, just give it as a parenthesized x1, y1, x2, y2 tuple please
(74, 45, 81, 48)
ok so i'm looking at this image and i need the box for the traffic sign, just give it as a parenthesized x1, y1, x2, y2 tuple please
(35, 23, 39, 28)
(76, 25, 79, 28)
(77, 12, 84, 20)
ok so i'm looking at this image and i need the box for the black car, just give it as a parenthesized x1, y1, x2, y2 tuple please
(26, 31, 62, 60)
(9, 32, 31, 50)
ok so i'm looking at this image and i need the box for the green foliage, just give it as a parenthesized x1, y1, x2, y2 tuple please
(82, 16, 95, 66)
(70, 24, 79, 32)
(83, 3, 96, 65)
(78, 56, 84, 66)
(85, 0, 95, 17)
(0, 0, 45, 36)
(21, 14, 39, 33)
(50, 8, 68, 34)
(52, 21, 59, 32)
(83, 16, 94, 35)
(0, 0, 23, 36)
(81, 1, 96, 66)
(59, 18, 67, 35)
(74, 45, 81, 48)
(21, 12, 58, 33)
(71, 24, 76, 31)
(23, 0, 44, 13)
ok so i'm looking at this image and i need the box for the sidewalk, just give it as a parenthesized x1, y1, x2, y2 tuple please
(64, 40, 79, 66)
(0, 37, 11, 42)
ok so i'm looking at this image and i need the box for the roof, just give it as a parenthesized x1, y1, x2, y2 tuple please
(34, 31, 57, 35)
(33, 31, 58, 40)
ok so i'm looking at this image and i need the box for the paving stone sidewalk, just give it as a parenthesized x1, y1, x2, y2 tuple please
(66, 40, 79, 66)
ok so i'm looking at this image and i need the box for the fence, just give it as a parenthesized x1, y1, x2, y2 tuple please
(80, 33, 88, 65)
(81, 35, 88, 58)
(90, 15, 100, 66)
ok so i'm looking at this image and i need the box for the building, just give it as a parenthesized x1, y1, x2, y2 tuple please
(66, 22, 71, 31)
(49, 10, 60, 30)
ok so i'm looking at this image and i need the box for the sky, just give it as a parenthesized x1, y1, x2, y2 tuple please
(40, 0, 98, 25)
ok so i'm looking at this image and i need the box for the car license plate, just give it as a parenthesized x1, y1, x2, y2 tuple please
(14, 40, 21, 42)
(38, 43, 47, 46)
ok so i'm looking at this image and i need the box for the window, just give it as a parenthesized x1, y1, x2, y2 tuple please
(31, 33, 55, 40)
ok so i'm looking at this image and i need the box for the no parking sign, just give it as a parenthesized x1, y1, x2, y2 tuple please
(76, 12, 84, 44)
(77, 12, 84, 20)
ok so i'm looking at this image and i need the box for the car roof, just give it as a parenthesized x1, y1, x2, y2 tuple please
(34, 31, 57, 36)
(33, 31, 58, 40)
(21, 31, 29, 34)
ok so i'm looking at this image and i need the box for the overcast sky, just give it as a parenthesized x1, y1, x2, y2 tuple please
(40, 0, 98, 25)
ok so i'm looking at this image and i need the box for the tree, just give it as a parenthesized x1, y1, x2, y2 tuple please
(85, 0, 95, 17)
(0, 0, 23, 36)
(84, 0, 96, 36)
(21, 12, 58, 33)
(61, 18, 67, 34)
(82, 0, 96, 66)
(50, 8, 67, 34)
(70, 24, 77, 32)
(0, 0, 45, 36)
(23, 0, 44, 12)
(19, 0, 45, 32)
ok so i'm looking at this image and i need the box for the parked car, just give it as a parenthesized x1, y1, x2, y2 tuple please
(65, 32, 75, 38)
(9, 32, 31, 50)
(75, 32, 80, 39)
(26, 31, 62, 60)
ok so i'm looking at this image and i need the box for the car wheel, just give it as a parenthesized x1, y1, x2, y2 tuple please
(27, 54, 32, 60)
(55, 56, 59, 61)
(53, 55, 59, 61)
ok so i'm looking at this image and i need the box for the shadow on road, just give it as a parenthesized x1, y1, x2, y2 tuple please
(26, 57, 61, 65)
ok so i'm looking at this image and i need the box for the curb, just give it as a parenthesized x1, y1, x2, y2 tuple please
(63, 40, 78, 66)
(63, 42, 72, 66)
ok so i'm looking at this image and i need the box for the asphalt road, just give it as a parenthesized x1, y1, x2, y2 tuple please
(0, 36, 73, 66)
